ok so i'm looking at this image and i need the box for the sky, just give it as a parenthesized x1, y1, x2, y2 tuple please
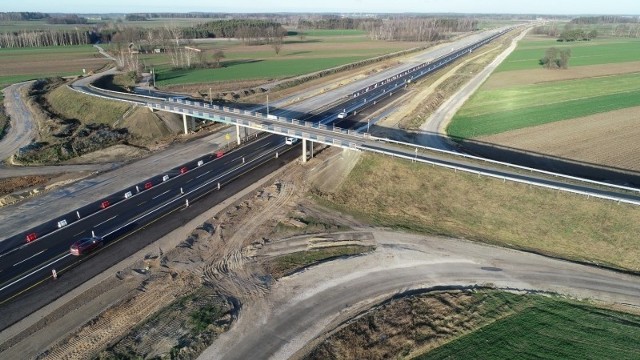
(3, 0, 639, 15)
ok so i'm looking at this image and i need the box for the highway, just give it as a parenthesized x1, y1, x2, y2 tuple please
(2, 23, 638, 330)
(0, 135, 290, 304)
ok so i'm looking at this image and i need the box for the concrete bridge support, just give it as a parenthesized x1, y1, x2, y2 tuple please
(302, 139, 307, 163)
(182, 113, 189, 135)
(236, 124, 242, 145)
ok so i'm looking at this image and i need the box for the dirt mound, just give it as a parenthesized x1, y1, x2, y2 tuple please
(119, 106, 174, 140)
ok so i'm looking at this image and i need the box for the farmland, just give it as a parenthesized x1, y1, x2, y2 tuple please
(0, 45, 109, 87)
(309, 290, 640, 360)
(447, 31, 640, 172)
(448, 73, 640, 138)
(150, 31, 423, 86)
(419, 293, 640, 359)
(495, 38, 640, 72)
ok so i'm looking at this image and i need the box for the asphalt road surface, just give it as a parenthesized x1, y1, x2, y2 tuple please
(201, 231, 640, 360)
(0, 135, 288, 304)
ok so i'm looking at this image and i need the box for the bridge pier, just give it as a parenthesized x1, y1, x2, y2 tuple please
(182, 113, 188, 135)
(302, 139, 307, 163)
(236, 124, 241, 145)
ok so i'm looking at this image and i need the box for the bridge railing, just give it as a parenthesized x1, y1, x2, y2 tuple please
(361, 145, 640, 207)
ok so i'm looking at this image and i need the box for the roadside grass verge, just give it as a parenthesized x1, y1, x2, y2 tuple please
(418, 294, 640, 359)
(314, 153, 640, 272)
(265, 245, 375, 279)
(495, 38, 640, 72)
(309, 289, 640, 360)
(448, 72, 640, 138)
(46, 85, 132, 126)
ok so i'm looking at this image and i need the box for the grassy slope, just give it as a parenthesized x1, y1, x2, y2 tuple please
(318, 154, 640, 271)
(46, 85, 131, 125)
(266, 245, 374, 279)
(419, 296, 640, 359)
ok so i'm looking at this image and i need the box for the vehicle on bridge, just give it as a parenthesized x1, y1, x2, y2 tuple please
(285, 137, 299, 145)
(337, 111, 348, 119)
(70, 236, 103, 256)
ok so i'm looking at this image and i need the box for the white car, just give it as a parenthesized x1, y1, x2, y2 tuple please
(285, 137, 299, 145)
(337, 112, 348, 119)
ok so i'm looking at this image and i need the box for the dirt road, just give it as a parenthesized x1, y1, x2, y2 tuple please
(0, 82, 36, 162)
(418, 26, 532, 149)
(201, 230, 640, 360)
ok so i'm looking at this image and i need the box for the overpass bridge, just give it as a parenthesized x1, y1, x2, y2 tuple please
(74, 26, 640, 206)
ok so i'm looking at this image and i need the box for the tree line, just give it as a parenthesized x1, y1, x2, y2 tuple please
(183, 19, 286, 44)
(571, 16, 639, 24)
(0, 12, 48, 21)
(297, 17, 381, 30)
(0, 30, 93, 48)
(365, 17, 478, 42)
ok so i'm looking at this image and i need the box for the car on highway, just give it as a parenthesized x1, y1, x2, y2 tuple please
(337, 111, 348, 119)
(285, 137, 299, 145)
(70, 236, 103, 256)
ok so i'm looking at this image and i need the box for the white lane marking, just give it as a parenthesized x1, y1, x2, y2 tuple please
(12, 250, 46, 267)
(152, 190, 171, 200)
(196, 170, 211, 179)
(95, 215, 117, 228)
(74, 230, 84, 237)
(0, 253, 71, 293)
(137, 201, 147, 206)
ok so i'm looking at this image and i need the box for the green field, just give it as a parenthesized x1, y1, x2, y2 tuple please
(156, 56, 371, 85)
(448, 72, 640, 138)
(496, 38, 640, 72)
(418, 296, 640, 359)
(152, 32, 419, 86)
(0, 45, 108, 87)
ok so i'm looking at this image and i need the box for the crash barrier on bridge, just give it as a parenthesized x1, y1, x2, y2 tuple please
(0, 131, 267, 256)
(361, 145, 640, 207)
(366, 135, 640, 196)
(153, 98, 640, 207)
(151, 101, 367, 151)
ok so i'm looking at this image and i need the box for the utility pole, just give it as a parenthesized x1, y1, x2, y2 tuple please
(152, 67, 156, 88)
(266, 94, 269, 117)
(209, 87, 212, 105)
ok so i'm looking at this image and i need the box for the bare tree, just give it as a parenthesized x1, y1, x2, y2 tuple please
(212, 49, 225, 68)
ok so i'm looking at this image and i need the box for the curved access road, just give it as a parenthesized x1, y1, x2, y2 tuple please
(0, 82, 36, 162)
(201, 231, 640, 360)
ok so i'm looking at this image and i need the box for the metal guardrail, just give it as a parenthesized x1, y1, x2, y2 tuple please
(361, 146, 640, 207)
(367, 135, 640, 195)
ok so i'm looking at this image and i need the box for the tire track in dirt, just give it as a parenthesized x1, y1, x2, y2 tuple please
(39, 276, 186, 360)
(203, 181, 295, 299)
